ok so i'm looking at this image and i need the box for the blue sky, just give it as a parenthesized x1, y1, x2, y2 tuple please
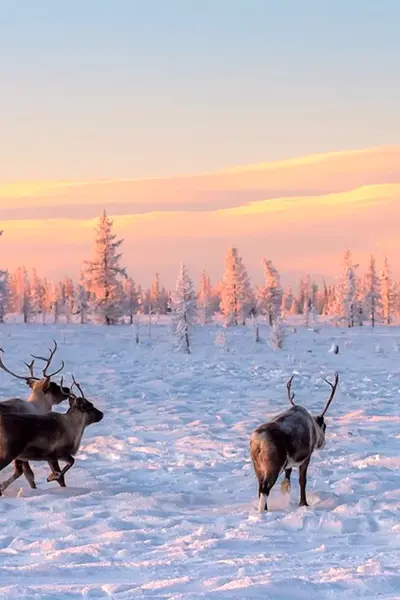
(1, 0, 399, 179)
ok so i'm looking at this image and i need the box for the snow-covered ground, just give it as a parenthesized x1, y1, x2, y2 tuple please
(0, 322, 399, 599)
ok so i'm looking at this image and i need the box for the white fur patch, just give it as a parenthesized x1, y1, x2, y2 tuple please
(281, 479, 291, 494)
(258, 494, 266, 512)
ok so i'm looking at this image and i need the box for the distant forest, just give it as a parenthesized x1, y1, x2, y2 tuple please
(0, 212, 397, 328)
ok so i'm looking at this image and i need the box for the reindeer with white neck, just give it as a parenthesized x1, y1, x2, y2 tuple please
(0, 340, 71, 488)
(0, 375, 103, 495)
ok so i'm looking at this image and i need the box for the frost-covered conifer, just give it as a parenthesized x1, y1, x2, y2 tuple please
(338, 250, 358, 327)
(149, 273, 161, 313)
(76, 270, 89, 325)
(257, 259, 282, 325)
(84, 210, 126, 325)
(281, 286, 293, 318)
(197, 270, 213, 325)
(220, 247, 252, 326)
(63, 277, 76, 322)
(123, 277, 138, 325)
(0, 270, 9, 323)
(363, 255, 382, 328)
(381, 257, 393, 325)
(171, 263, 196, 353)
(269, 316, 286, 350)
(30, 269, 46, 321)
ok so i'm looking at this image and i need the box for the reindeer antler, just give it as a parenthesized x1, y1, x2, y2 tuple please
(31, 340, 64, 379)
(23, 359, 37, 379)
(0, 349, 39, 381)
(286, 375, 296, 406)
(59, 376, 71, 398)
(70, 374, 86, 399)
(320, 372, 339, 417)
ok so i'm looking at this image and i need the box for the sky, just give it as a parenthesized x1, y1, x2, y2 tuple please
(1, 0, 400, 180)
(0, 2, 399, 288)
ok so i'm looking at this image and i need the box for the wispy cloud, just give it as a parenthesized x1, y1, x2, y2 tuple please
(1, 146, 399, 286)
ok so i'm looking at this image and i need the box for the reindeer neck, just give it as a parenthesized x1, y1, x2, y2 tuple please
(64, 407, 90, 452)
(27, 389, 54, 413)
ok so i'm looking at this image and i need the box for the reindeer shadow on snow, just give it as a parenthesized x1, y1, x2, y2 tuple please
(250, 372, 339, 512)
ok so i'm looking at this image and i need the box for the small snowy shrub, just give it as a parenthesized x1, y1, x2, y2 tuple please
(214, 330, 230, 352)
(269, 317, 286, 350)
(328, 342, 339, 354)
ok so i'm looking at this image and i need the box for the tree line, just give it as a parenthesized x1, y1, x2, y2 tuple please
(0, 211, 398, 329)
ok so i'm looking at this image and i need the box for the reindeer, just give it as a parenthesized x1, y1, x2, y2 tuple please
(250, 373, 339, 512)
(0, 341, 71, 488)
(0, 377, 103, 495)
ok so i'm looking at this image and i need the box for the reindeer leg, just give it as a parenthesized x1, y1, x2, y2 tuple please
(0, 456, 22, 495)
(47, 456, 74, 484)
(281, 468, 292, 494)
(258, 468, 281, 512)
(20, 461, 37, 489)
(46, 460, 66, 487)
(299, 458, 311, 507)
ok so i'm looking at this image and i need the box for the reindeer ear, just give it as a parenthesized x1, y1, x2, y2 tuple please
(26, 378, 35, 389)
(76, 397, 86, 410)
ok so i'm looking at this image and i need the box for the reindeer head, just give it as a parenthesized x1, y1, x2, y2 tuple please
(68, 376, 104, 425)
(28, 377, 71, 405)
(286, 372, 339, 449)
(0, 341, 70, 407)
(314, 373, 339, 448)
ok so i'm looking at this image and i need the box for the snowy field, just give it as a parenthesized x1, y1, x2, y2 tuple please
(0, 321, 399, 599)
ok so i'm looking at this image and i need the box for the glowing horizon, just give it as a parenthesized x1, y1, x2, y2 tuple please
(1, 145, 399, 288)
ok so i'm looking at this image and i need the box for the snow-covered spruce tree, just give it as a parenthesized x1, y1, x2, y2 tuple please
(0, 269, 9, 323)
(197, 270, 214, 325)
(256, 259, 282, 326)
(363, 255, 382, 328)
(393, 281, 400, 323)
(220, 247, 252, 326)
(12, 266, 32, 323)
(84, 210, 127, 325)
(281, 286, 294, 318)
(30, 269, 46, 322)
(76, 270, 90, 325)
(303, 296, 311, 328)
(41, 278, 55, 324)
(123, 277, 138, 325)
(171, 263, 196, 353)
(269, 316, 286, 350)
(149, 273, 161, 313)
(337, 250, 358, 327)
(64, 276, 76, 323)
(0, 230, 8, 322)
(381, 256, 393, 325)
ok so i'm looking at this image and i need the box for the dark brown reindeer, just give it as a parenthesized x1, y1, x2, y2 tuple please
(250, 372, 339, 512)
(0, 376, 103, 495)
(0, 341, 71, 488)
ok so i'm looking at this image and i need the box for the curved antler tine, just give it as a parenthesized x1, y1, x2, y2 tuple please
(71, 374, 85, 399)
(59, 375, 71, 397)
(46, 360, 65, 379)
(286, 374, 296, 406)
(31, 340, 62, 379)
(321, 372, 339, 417)
(23, 359, 37, 379)
(0, 349, 34, 381)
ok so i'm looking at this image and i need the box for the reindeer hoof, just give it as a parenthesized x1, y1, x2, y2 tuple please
(281, 479, 291, 494)
(299, 500, 309, 507)
(47, 471, 62, 483)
